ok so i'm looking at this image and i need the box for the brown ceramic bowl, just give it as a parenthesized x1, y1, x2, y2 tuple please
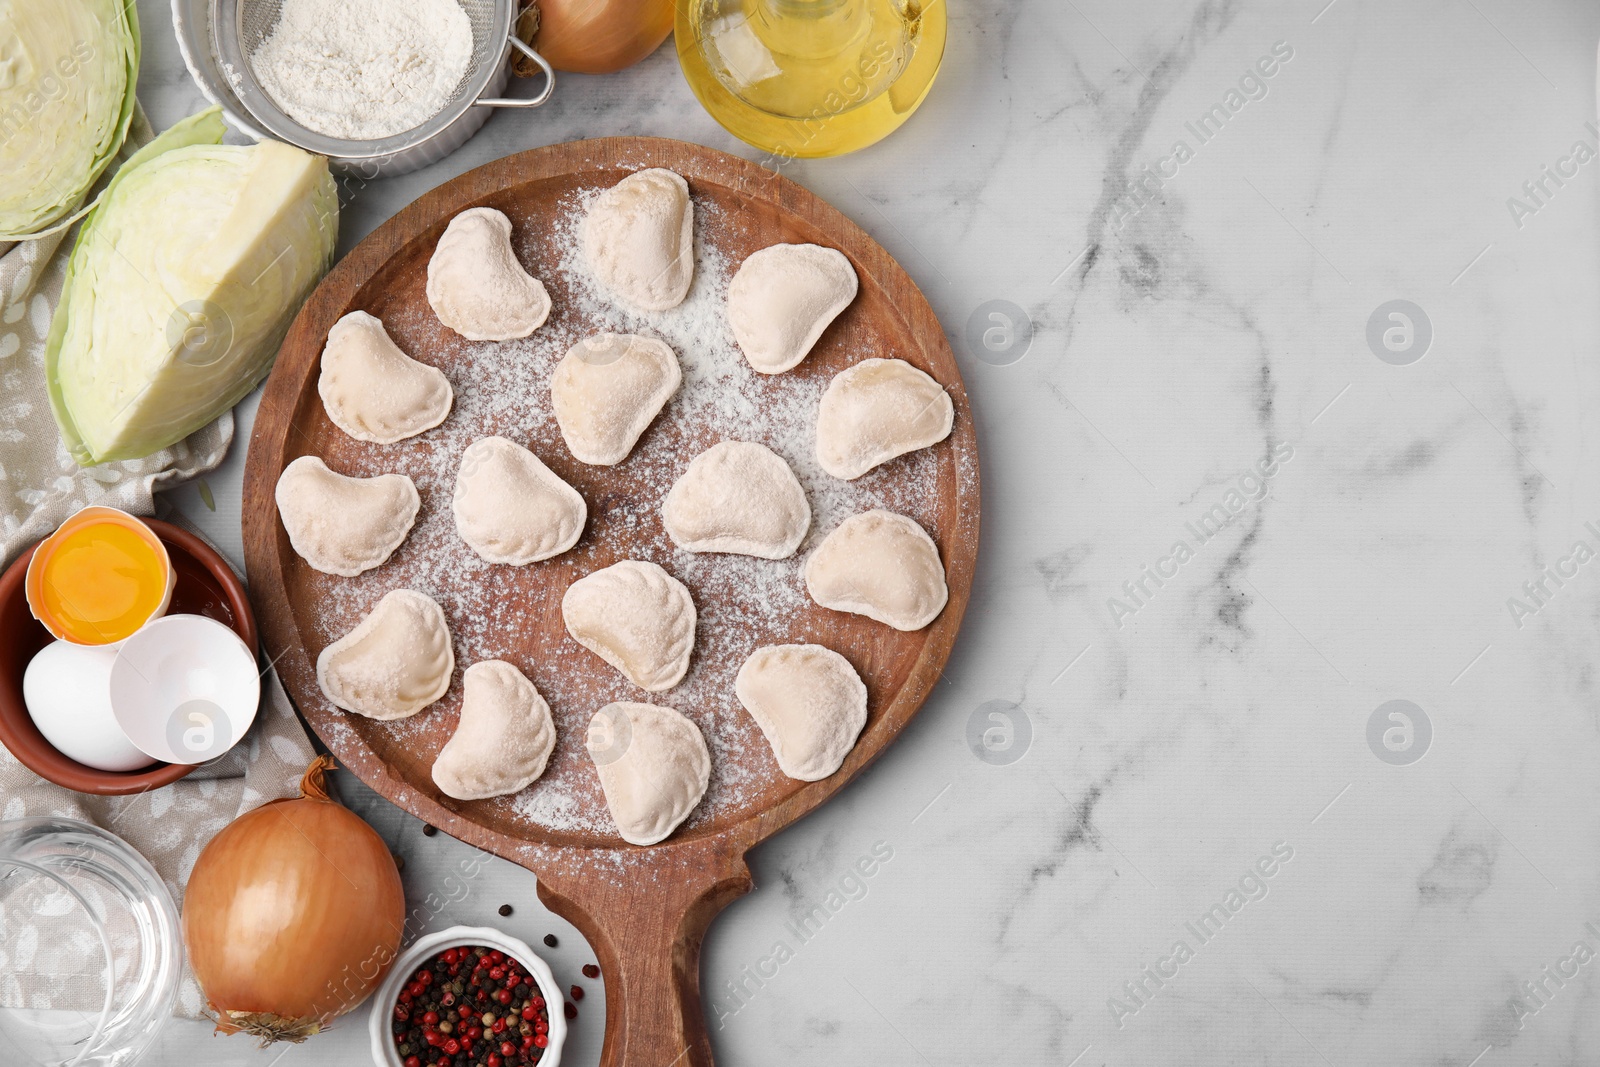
(0, 518, 258, 795)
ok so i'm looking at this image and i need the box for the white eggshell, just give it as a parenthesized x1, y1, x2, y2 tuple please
(23, 641, 154, 772)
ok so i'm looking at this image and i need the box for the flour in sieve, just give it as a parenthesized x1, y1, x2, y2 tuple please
(251, 0, 474, 140)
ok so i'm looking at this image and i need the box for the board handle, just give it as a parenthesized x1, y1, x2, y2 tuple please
(536, 854, 753, 1067)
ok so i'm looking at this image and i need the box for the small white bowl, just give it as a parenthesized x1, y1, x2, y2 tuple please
(108, 614, 259, 764)
(368, 926, 567, 1067)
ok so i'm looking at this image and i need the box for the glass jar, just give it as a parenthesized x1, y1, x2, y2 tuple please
(0, 818, 181, 1066)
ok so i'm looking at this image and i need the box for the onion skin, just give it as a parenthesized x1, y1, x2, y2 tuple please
(182, 756, 405, 1044)
(534, 0, 674, 74)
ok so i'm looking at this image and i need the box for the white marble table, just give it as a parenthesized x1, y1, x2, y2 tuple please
(140, 0, 1600, 1063)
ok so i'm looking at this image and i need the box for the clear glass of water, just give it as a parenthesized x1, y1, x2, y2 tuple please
(0, 817, 181, 1066)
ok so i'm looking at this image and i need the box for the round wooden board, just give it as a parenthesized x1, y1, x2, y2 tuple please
(242, 137, 978, 1066)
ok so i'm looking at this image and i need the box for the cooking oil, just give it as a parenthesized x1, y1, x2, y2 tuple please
(676, 0, 946, 158)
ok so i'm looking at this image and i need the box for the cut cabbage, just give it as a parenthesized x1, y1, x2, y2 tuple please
(45, 107, 338, 464)
(0, 0, 141, 240)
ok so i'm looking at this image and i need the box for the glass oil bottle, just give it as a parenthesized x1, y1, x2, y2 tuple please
(676, 0, 947, 158)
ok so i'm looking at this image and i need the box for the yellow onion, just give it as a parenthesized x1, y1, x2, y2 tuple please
(531, 0, 674, 74)
(182, 755, 405, 1044)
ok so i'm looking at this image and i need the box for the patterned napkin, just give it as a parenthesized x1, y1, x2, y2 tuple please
(0, 104, 319, 1021)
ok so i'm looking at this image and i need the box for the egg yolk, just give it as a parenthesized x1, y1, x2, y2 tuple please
(37, 522, 166, 644)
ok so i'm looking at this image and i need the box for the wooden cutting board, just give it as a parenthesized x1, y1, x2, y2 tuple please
(242, 136, 979, 1067)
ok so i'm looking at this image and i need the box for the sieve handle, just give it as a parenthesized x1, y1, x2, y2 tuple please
(475, 36, 555, 108)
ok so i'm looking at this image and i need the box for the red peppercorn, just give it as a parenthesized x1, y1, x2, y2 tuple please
(394, 1005, 409, 1022)
(399, 990, 414, 1004)
(534, 1020, 547, 1034)
(531, 996, 545, 1009)
(492, 1018, 507, 1034)
(520, 1005, 536, 1021)
(489, 967, 505, 981)
(582, 964, 600, 979)
(534, 1034, 549, 1049)
(422, 1011, 439, 1026)
(490, 950, 505, 962)
(443, 1038, 460, 1055)
(405, 1057, 421, 1067)
(563, 1002, 576, 1020)
(488, 1057, 501, 1067)
(569, 985, 583, 1001)
(496, 989, 512, 1005)
(501, 1041, 517, 1057)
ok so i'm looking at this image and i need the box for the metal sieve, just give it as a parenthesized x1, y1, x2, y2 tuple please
(210, 0, 552, 176)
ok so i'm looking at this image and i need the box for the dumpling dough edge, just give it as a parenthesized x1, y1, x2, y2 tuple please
(316, 588, 456, 720)
(431, 660, 556, 801)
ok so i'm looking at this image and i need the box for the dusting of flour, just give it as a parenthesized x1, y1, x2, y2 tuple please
(302, 179, 955, 853)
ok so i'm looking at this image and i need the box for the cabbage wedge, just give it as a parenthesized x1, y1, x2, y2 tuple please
(46, 107, 339, 465)
(0, 0, 141, 240)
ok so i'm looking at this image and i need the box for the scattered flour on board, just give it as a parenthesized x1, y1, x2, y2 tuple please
(305, 182, 960, 853)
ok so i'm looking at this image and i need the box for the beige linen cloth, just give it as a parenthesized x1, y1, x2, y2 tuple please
(0, 106, 318, 1020)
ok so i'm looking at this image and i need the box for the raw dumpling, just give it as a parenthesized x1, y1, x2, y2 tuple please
(562, 560, 695, 692)
(729, 244, 858, 374)
(550, 333, 681, 465)
(586, 701, 709, 846)
(735, 644, 867, 781)
(275, 456, 419, 577)
(453, 436, 586, 564)
(804, 510, 948, 631)
(815, 357, 953, 479)
(661, 441, 809, 559)
(318, 311, 453, 444)
(426, 207, 551, 341)
(432, 661, 555, 800)
(317, 589, 454, 720)
(582, 168, 694, 311)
